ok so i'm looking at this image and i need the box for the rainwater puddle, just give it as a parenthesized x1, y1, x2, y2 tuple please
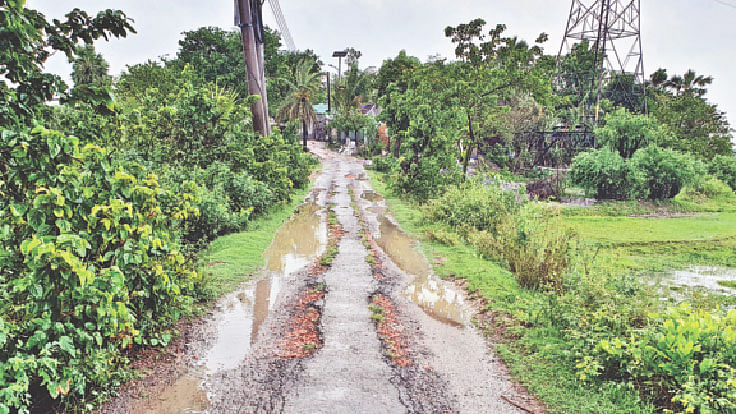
(658, 266, 736, 295)
(361, 190, 383, 203)
(144, 202, 325, 413)
(131, 371, 208, 414)
(376, 216, 468, 326)
(205, 202, 326, 371)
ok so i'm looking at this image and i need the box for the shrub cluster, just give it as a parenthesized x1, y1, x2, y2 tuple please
(589, 304, 736, 412)
(422, 178, 519, 232)
(709, 155, 736, 191)
(569, 146, 703, 200)
(469, 204, 575, 291)
(422, 179, 576, 291)
(0, 128, 201, 411)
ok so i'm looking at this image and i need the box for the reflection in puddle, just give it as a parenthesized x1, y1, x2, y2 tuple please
(205, 202, 326, 371)
(376, 216, 468, 326)
(144, 202, 325, 413)
(377, 216, 430, 278)
(361, 191, 383, 203)
(659, 266, 736, 295)
(404, 274, 470, 326)
(132, 372, 209, 414)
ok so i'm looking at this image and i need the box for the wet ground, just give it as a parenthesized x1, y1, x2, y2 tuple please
(102, 142, 540, 413)
(657, 266, 736, 295)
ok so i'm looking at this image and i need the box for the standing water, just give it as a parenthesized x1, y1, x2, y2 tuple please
(135, 202, 326, 414)
(376, 216, 470, 326)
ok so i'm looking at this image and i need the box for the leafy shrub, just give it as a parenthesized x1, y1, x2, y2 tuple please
(371, 155, 398, 173)
(630, 145, 703, 200)
(423, 179, 520, 234)
(709, 155, 736, 191)
(469, 204, 576, 291)
(0, 127, 200, 412)
(161, 163, 275, 243)
(593, 304, 736, 412)
(568, 148, 641, 200)
(595, 107, 672, 158)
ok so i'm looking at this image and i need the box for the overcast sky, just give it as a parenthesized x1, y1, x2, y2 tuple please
(30, 0, 736, 127)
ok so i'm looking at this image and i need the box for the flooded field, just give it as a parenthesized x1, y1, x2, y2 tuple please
(658, 266, 736, 295)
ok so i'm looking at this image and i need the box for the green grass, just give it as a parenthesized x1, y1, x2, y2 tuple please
(718, 280, 736, 289)
(565, 213, 736, 244)
(198, 185, 313, 298)
(368, 171, 651, 413)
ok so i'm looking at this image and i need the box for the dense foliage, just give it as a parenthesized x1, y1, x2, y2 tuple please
(0, 3, 315, 411)
(0, 128, 200, 411)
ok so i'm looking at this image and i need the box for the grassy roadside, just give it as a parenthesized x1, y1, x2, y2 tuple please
(198, 184, 313, 298)
(368, 172, 651, 413)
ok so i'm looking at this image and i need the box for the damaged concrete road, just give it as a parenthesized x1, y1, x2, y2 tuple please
(101, 142, 541, 414)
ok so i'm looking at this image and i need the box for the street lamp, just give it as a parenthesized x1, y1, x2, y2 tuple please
(332, 50, 348, 87)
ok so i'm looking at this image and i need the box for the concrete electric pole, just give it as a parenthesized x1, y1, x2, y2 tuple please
(236, 0, 271, 136)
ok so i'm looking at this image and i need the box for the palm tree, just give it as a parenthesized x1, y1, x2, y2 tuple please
(277, 60, 321, 151)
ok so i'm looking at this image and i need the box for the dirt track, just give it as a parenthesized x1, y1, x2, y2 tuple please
(101, 143, 540, 413)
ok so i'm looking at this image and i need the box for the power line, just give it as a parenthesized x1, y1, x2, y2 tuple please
(266, 0, 296, 51)
(713, 0, 736, 9)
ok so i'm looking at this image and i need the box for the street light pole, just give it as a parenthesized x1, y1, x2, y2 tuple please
(332, 50, 348, 87)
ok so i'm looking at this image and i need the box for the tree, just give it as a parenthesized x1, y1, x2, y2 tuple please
(71, 44, 110, 86)
(647, 69, 733, 159)
(0, 0, 134, 127)
(377, 50, 420, 155)
(444, 19, 552, 175)
(277, 60, 321, 151)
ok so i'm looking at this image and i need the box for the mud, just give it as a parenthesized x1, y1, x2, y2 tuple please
(102, 142, 540, 414)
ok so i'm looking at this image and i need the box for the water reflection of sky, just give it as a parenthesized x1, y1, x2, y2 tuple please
(203, 203, 327, 373)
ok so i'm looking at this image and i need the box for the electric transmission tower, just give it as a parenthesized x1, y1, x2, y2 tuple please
(557, 0, 646, 121)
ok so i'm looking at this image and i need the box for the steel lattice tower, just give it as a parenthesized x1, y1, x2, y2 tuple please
(557, 0, 646, 119)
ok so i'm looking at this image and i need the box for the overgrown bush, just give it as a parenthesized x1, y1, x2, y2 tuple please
(469, 204, 576, 291)
(568, 148, 641, 200)
(371, 155, 398, 173)
(630, 145, 703, 200)
(591, 304, 736, 412)
(709, 155, 736, 191)
(0, 128, 200, 412)
(422, 178, 520, 233)
(160, 163, 274, 243)
(595, 107, 672, 158)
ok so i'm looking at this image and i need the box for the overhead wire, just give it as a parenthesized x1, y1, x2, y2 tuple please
(713, 0, 736, 9)
(267, 0, 296, 51)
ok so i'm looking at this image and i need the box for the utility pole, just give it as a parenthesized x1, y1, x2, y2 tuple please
(236, 0, 270, 136)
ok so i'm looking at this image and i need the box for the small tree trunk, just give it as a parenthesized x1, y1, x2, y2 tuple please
(393, 136, 401, 158)
(463, 112, 474, 178)
(302, 119, 308, 152)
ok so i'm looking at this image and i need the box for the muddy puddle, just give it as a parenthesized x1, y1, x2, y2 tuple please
(361, 190, 383, 203)
(142, 202, 326, 413)
(131, 372, 209, 414)
(657, 266, 736, 295)
(376, 216, 469, 326)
